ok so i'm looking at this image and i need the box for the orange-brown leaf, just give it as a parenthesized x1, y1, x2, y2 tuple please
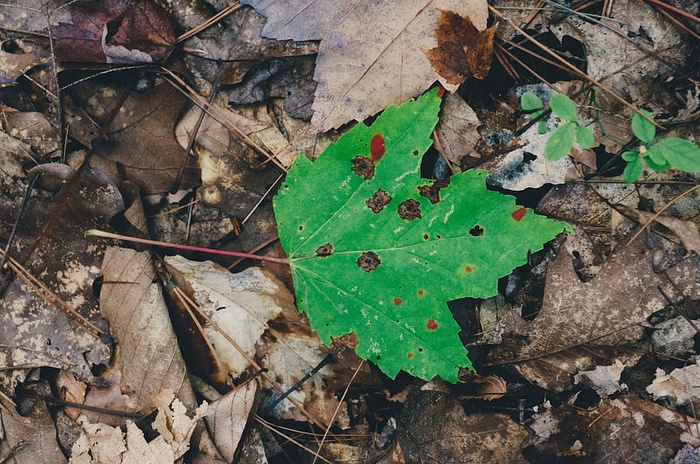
(424, 10, 496, 85)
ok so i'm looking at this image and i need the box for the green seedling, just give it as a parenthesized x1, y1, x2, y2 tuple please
(621, 110, 700, 183)
(521, 92, 594, 161)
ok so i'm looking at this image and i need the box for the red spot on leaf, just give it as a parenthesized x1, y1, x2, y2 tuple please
(393, 297, 402, 306)
(427, 319, 438, 330)
(418, 289, 425, 297)
(370, 134, 385, 161)
(437, 85, 446, 98)
(512, 207, 527, 222)
(465, 265, 472, 273)
(407, 352, 413, 358)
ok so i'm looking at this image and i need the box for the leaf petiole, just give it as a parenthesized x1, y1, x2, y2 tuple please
(84, 229, 289, 264)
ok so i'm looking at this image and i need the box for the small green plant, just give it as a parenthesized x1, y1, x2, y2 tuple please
(521, 92, 595, 161)
(620, 110, 700, 183)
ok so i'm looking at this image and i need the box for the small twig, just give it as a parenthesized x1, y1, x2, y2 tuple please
(176, 2, 242, 44)
(84, 229, 289, 264)
(626, 183, 700, 245)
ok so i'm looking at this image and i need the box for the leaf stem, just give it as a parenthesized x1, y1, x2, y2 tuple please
(85, 229, 289, 264)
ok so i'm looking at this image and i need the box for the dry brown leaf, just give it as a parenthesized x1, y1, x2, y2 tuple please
(0, 403, 68, 464)
(489, 236, 700, 391)
(100, 247, 197, 416)
(424, 10, 496, 85)
(204, 381, 257, 462)
(399, 391, 529, 464)
(242, 0, 488, 131)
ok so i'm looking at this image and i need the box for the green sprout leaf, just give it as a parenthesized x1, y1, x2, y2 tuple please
(549, 93, 577, 122)
(631, 110, 656, 144)
(643, 155, 671, 172)
(576, 124, 594, 149)
(545, 122, 576, 161)
(273, 88, 571, 382)
(521, 91, 544, 119)
(645, 145, 667, 166)
(621, 151, 639, 162)
(622, 157, 643, 183)
(538, 120, 548, 134)
(655, 138, 700, 173)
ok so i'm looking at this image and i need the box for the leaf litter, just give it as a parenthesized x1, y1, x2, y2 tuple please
(0, 0, 697, 462)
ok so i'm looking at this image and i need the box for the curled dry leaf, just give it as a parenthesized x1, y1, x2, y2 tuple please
(204, 381, 257, 462)
(424, 10, 497, 85)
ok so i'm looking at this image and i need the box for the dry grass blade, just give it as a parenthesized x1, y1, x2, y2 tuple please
(176, 1, 242, 44)
(253, 414, 334, 464)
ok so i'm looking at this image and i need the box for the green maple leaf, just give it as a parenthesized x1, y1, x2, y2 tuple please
(273, 88, 571, 382)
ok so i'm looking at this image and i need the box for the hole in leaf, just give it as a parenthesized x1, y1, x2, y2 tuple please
(298, 225, 304, 231)
(469, 225, 484, 236)
(418, 347, 424, 352)
(351, 156, 375, 180)
(366, 189, 391, 213)
(398, 199, 421, 220)
(357, 251, 380, 272)
(422, 233, 429, 240)
(315, 243, 333, 257)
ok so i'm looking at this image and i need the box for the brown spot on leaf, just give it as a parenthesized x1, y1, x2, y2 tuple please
(418, 178, 450, 204)
(465, 265, 472, 273)
(407, 352, 413, 358)
(366, 189, 391, 213)
(315, 243, 333, 256)
(351, 156, 375, 180)
(418, 289, 425, 297)
(357, 251, 380, 272)
(469, 225, 484, 236)
(427, 319, 438, 330)
(398, 199, 421, 220)
(422, 233, 429, 240)
(393, 298, 402, 305)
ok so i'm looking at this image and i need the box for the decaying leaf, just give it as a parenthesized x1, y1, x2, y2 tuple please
(242, 0, 488, 131)
(399, 390, 529, 464)
(489, 237, 700, 391)
(50, 0, 175, 64)
(424, 10, 497, 85)
(204, 382, 257, 463)
(647, 361, 700, 409)
(0, 402, 68, 464)
(274, 88, 570, 382)
(100, 247, 197, 416)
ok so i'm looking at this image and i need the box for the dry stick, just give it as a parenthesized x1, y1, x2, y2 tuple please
(171, 285, 331, 432)
(241, 174, 285, 225)
(85, 229, 289, 264)
(176, 1, 242, 44)
(488, 4, 662, 129)
(431, 130, 456, 175)
(312, 360, 365, 464)
(227, 234, 280, 270)
(159, 67, 287, 172)
(626, 183, 700, 245)
(253, 415, 334, 464)
(644, 0, 700, 23)
(651, 1, 700, 41)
